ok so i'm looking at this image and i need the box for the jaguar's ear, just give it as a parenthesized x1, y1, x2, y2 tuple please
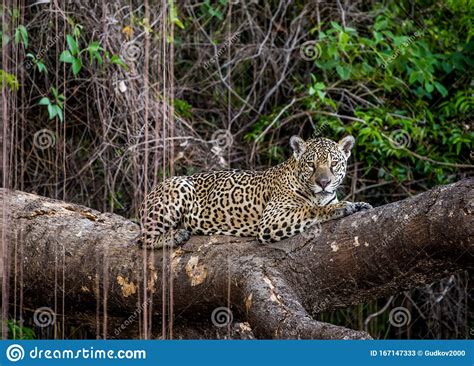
(338, 135, 355, 159)
(290, 136, 306, 160)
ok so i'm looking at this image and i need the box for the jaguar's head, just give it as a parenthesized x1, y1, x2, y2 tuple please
(289, 135, 354, 195)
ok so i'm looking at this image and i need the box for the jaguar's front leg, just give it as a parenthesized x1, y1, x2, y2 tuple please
(316, 201, 372, 223)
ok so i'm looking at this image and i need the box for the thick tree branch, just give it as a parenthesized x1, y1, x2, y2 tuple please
(0, 179, 472, 339)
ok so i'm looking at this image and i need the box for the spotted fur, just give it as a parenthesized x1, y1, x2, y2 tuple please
(139, 135, 372, 248)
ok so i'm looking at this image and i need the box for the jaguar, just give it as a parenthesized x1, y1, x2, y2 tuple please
(139, 135, 372, 248)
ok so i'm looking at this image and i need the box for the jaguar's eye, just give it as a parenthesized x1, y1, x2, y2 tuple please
(307, 163, 314, 171)
(331, 161, 338, 167)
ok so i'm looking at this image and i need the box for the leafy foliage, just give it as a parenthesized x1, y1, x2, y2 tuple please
(249, 1, 473, 188)
(59, 24, 126, 76)
(7, 320, 36, 340)
(0, 69, 19, 91)
(38, 87, 65, 122)
(3, 0, 472, 341)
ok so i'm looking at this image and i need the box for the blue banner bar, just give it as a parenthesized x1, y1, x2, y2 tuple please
(0, 340, 472, 366)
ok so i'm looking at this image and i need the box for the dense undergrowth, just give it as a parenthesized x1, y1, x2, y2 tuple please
(2, 0, 472, 339)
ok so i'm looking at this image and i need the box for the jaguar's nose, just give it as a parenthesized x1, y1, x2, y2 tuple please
(317, 177, 331, 189)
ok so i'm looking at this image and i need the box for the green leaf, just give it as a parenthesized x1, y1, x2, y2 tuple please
(373, 31, 384, 44)
(336, 65, 350, 80)
(94, 53, 103, 65)
(37, 62, 47, 74)
(313, 82, 325, 90)
(408, 71, 419, 85)
(374, 18, 388, 31)
(73, 24, 83, 38)
(47, 103, 57, 119)
(51, 87, 59, 99)
(59, 50, 75, 63)
(168, 0, 185, 29)
(0, 70, 19, 91)
(87, 41, 101, 53)
(434, 81, 448, 97)
(174, 18, 185, 30)
(54, 105, 63, 122)
(339, 32, 350, 47)
(14, 25, 28, 48)
(66, 35, 79, 56)
(38, 97, 50, 106)
(330, 22, 343, 32)
(72, 58, 82, 76)
(110, 55, 128, 69)
(425, 82, 434, 93)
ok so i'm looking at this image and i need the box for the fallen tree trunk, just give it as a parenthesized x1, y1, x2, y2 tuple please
(1, 179, 473, 339)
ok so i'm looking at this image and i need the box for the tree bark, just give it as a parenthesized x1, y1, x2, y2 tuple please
(1, 179, 473, 339)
